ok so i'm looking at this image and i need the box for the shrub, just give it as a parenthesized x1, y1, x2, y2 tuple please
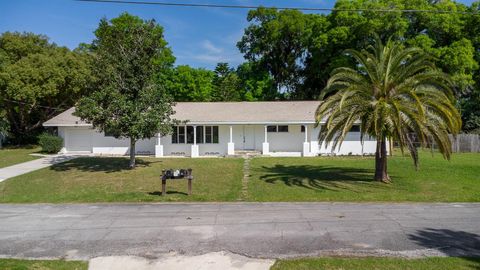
(38, 133, 63, 153)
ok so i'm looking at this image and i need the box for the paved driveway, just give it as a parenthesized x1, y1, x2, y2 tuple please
(0, 203, 479, 260)
(0, 155, 79, 182)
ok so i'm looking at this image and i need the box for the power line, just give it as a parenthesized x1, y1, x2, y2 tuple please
(75, 0, 480, 15)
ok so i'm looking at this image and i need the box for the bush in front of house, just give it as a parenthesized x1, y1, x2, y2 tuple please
(38, 133, 63, 153)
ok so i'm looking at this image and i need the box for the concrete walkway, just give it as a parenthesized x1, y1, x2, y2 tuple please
(0, 155, 79, 182)
(0, 202, 479, 262)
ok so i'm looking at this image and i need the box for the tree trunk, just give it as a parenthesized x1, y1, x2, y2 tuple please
(374, 137, 391, 183)
(129, 138, 136, 169)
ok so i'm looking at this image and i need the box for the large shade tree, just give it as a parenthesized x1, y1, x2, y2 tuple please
(0, 32, 92, 143)
(315, 37, 461, 182)
(75, 13, 176, 168)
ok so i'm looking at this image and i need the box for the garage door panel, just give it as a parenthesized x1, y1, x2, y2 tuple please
(67, 129, 93, 152)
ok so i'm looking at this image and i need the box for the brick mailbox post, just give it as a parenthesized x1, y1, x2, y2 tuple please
(161, 169, 193, 196)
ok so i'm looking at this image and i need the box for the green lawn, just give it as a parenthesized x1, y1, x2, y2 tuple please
(0, 151, 479, 203)
(0, 157, 243, 203)
(0, 258, 87, 270)
(271, 257, 480, 270)
(0, 146, 41, 169)
(248, 151, 480, 202)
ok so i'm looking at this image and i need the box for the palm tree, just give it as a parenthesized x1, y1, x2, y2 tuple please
(315, 36, 461, 183)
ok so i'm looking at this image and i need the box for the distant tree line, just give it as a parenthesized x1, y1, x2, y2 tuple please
(1, 0, 480, 144)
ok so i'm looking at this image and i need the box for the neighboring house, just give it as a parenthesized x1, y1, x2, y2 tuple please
(43, 101, 377, 157)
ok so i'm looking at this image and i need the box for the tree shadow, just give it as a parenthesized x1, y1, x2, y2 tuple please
(256, 164, 381, 191)
(148, 191, 188, 196)
(409, 228, 480, 261)
(50, 157, 160, 173)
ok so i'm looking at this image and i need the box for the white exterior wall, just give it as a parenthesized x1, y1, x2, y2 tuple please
(309, 126, 377, 155)
(58, 124, 379, 157)
(268, 125, 305, 152)
(58, 127, 155, 155)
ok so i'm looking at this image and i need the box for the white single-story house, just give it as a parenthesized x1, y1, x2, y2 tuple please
(43, 101, 377, 157)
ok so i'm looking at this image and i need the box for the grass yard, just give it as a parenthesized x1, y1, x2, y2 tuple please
(0, 258, 87, 270)
(0, 157, 243, 203)
(271, 257, 480, 270)
(248, 151, 480, 202)
(0, 146, 41, 169)
(0, 150, 479, 203)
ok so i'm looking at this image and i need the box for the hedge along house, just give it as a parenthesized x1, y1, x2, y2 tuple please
(43, 101, 378, 157)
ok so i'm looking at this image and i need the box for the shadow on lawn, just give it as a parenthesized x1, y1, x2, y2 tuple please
(409, 228, 480, 259)
(257, 164, 377, 191)
(51, 157, 159, 173)
(148, 191, 189, 196)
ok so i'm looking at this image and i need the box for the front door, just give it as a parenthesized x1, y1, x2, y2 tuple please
(242, 125, 255, 150)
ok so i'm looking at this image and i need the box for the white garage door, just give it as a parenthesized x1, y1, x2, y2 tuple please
(67, 129, 92, 152)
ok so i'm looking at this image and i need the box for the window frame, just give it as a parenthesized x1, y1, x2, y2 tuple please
(171, 125, 219, 144)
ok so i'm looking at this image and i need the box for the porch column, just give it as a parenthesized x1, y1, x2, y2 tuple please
(227, 125, 235, 155)
(191, 126, 199, 157)
(155, 133, 164, 157)
(302, 125, 311, 157)
(262, 125, 269, 155)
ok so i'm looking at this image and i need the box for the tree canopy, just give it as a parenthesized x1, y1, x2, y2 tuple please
(74, 13, 176, 168)
(0, 32, 92, 143)
(238, 0, 480, 132)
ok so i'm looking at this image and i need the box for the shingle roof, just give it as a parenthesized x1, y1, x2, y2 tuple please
(43, 101, 320, 127)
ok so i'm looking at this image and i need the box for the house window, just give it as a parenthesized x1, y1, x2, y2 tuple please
(213, 126, 219, 143)
(301, 126, 305, 133)
(172, 127, 178, 144)
(196, 126, 204, 144)
(350, 125, 361, 132)
(178, 126, 185, 143)
(268, 125, 288, 133)
(205, 126, 219, 144)
(278, 125, 289, 132)
(186, 126, 194, 144)
(172, 125, 219, 144)
(267, 126, 277, 132)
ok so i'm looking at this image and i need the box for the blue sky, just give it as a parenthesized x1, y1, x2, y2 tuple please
(1, 0, 477, 69)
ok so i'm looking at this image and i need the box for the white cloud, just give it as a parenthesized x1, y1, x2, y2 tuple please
(202, 40, 223, 54)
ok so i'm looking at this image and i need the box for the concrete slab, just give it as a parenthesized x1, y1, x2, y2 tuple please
(0, 154, 80, 182)
(88, 252, 274, 270)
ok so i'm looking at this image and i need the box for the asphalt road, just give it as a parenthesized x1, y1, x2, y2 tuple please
(0, 203, 479, 260)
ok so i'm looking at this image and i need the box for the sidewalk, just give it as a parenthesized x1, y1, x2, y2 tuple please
(0, 155, 79, 182)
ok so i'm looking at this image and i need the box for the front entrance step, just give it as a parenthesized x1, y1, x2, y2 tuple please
(234, 150, 261, 157)
(227, 150, 262, 158)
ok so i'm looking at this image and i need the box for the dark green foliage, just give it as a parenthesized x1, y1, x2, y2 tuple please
(238, 0, 480, 131)
(164, 65, 214, 101)
(0, 32, 93, 143)
(211, 63, 241, 101)
(38, 133, 63, 153)
(236, 62, 277, 101)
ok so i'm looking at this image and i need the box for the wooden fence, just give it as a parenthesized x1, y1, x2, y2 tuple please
(449, 134, 480, 153)
(395, 133, 480, 153)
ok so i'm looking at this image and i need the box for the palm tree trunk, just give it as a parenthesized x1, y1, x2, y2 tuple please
(129, 138, 136, 169)
(374, 137, 391, 183)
